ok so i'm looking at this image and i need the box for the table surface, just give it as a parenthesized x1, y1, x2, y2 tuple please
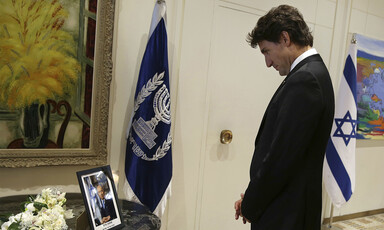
(0, 193, 161, 230)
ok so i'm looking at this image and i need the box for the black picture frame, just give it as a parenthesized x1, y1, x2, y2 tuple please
(76, 165, 124, 230)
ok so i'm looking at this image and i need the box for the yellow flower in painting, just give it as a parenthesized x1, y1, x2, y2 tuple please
(0, 0, 80, 109)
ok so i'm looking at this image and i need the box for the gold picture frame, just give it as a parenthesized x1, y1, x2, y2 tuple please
(0, 0, 115, 167)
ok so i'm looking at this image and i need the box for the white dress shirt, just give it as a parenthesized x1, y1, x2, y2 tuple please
(290, 48, 318, 72)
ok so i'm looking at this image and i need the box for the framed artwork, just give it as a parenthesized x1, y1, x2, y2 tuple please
(356, 34, 384, 140)
(77, 165, 124, 230)
(0, 0, 115, 167)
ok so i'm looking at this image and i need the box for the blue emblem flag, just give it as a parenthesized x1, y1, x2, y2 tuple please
(323, 39, 357, 207)
(124, 0, 172, 217)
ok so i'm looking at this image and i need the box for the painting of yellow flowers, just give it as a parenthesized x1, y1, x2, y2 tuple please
(0, 0, 79, 109)
(0, 0, 115, 167)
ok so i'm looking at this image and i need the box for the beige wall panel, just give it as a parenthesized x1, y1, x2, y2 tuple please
(353, 0, 369, 12)
(316, 0, 337, 28)
(338, 147, 384, 215)
(367, 0, 384, 17)
(365, 14, 384, 39)
(313, 25, 333, 67)
(349, 9, 368, 35)
(217, 0, 318, 23)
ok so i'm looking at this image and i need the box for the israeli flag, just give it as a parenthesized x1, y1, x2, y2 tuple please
(124, 0, 172, 217)
(323, 41, 357, 207)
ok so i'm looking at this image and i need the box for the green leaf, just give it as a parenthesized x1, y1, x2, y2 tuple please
(27, 195, 35, 203)
(0, 213, 12, 222)
(33, 202, 48, 211)
(8, 222, 21, 230)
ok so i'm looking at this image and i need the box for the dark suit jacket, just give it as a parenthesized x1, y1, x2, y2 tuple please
(100, 198, 117, 221)
(241, 54, 334, 230)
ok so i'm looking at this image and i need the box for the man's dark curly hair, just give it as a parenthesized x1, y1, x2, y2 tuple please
(246, 5, 313, 48)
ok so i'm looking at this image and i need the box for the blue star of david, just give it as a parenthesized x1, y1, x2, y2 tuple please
(333, 111, 357, 146)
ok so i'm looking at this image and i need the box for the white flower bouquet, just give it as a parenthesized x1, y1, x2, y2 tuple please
(0, 188, 74, 230)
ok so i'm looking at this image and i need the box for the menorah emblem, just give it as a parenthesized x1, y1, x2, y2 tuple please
(132, 84, 171, 149)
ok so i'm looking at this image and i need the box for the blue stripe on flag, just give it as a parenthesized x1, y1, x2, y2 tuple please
(343, 55, 357, 104)
(326, 139, 352, 201)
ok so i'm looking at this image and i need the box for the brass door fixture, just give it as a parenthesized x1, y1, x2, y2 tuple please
(220, 130, 233, 144)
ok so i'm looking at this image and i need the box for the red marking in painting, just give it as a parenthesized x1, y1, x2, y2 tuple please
(371, 94, 382, 102)
(368, 116, 384, 131)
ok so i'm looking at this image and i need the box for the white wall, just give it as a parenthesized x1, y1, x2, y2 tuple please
(1, 0, 384, 229)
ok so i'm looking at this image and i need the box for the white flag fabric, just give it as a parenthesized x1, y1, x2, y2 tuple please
(123, 0, 172, 218)
(323, 42, 357, 207)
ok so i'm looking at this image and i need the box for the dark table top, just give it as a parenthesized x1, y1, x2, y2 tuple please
(0, 193, 161, 230)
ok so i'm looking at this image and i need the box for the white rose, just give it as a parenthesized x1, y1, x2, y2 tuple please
(20, 212, 34, 227)
(58, 198, 67, 206)
(42, 188, 52, 196)
(53, 217, 65, 229)
(1, 220, 13, 230)
(40, 212, 51, 223)
(34, 217, 43, 227)
(51, 206, 63, 217)
(25, 202, 36, 212)
(64, 209, 74, 219)
(11, 213, 22, 222)
(57, 192, 66, 201)
(34, 196, 44, 203)
(47, 198, 58, 208)
(43, 225, 53, 230)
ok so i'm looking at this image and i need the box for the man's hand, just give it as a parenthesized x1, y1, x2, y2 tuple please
(234, 193, 249, 224)
(101, 215, 111, 224)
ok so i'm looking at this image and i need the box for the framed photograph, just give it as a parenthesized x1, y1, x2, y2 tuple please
(0, 0, 115, 167)
(77, 165, 124, 230)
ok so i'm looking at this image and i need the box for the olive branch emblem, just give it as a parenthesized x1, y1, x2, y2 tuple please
(134, 71, 165, 112)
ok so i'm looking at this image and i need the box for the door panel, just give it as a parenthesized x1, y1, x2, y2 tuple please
(198, 3, 283, 230)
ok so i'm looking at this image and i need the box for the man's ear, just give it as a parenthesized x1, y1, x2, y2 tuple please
(281, 31, 291, 46)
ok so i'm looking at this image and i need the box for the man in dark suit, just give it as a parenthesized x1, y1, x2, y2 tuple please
(234, 5, 335, 230)
(97, 185, 117, 224)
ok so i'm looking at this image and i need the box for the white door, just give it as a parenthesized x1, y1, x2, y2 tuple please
(197, 2, 282, 230)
